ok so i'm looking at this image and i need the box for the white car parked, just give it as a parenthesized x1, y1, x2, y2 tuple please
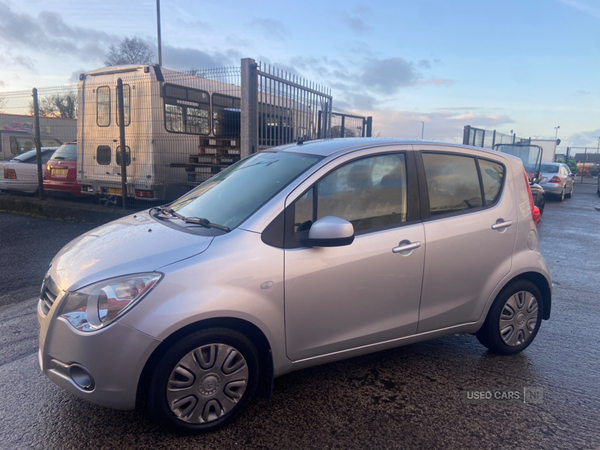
(0, 148, 58, 193)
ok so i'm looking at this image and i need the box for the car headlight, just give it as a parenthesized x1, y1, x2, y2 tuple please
(59, 273, 162, 332)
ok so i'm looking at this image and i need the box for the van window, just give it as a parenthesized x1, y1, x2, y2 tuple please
(116, 84, 130, 127)
(116, 146, 131, 166)
(422, 153, 483, 216)
(97, 146, 111, 165)
(213, 94, 240, 137)
(97, 87, 110, 127)
(293, 153, 408, 234)
(163, 84, 210, 135)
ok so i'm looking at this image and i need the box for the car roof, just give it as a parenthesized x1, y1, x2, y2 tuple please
(272, 137, 512, 159)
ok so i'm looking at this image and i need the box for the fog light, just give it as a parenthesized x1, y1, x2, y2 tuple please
(69, 364, 95, 391)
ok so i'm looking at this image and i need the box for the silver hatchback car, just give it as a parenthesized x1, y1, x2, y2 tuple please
(38, 139, 551, 434)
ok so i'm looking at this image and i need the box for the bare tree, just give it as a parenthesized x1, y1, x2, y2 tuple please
(29, 92, 77, 119)
(105, 37, 154, 66)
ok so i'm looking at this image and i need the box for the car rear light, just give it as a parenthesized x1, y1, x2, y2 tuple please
(135, 190, 154, 198)
(4, 169, 16, 179)
(548, 176, 561, 183)
(523, 169, 540, 228)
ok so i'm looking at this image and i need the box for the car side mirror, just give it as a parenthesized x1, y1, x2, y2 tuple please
(307, 216, 355, 247)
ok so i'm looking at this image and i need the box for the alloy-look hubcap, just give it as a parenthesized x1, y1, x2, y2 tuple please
(499, 291, 539, 346)
(166, 343, 249, 423)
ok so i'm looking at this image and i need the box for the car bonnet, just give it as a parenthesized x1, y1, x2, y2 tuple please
(49, 210, 214, 292)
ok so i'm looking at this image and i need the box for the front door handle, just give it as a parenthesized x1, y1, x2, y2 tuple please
(491, 220, 513, 230)
(393, 240, 421, 254)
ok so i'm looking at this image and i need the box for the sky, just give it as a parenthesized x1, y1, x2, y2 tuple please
(0, 0, 598, 150)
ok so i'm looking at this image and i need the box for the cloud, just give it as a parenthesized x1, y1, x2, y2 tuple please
(162, 45, 240, 70)
(341, 12, 371, 33)
(575, 90, 590, 96)
(69, 69, 87, 83)
(347, 109, 514, 142)
(361, 57, 419, 94)
(419, 78, 455, 86)
(250, 18, 287, 40)
(418, 60, 431, 69)
(0, 80, 5, 87)
(0, 2, 117, 63)
(567, 128, 600, 147)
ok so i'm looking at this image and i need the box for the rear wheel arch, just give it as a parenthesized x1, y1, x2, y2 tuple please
(497, 272, 551, 321)
(137, 317, 274, 409)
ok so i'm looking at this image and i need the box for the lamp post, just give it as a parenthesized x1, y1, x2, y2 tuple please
(156, 0, 162, 66)
(420, 121, 424, 140)
(554, 126, 560, 141)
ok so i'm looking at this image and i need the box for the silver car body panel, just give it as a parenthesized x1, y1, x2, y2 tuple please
(48, 210, 213, 292)
(38, 138, 552, 411)
(538, 163, 574, 195)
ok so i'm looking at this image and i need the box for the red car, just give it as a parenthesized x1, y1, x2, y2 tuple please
(43, 142, 87, 197)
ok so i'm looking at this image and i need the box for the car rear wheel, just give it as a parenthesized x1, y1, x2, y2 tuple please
(558, 187, 565, 202)
(476, 280, 543, 355)
(148, 328, 260, 435)
(566, 184, 573, 198)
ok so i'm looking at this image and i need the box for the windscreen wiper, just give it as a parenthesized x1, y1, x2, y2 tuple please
(151, 207, 229, 231)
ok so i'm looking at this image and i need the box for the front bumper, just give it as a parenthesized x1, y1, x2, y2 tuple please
(38, 292, 161, 410)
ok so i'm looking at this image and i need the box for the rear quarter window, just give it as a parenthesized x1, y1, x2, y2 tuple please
(479, 159, 505, 205)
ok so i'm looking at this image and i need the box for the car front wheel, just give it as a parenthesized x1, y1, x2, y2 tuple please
(476, 280, 543, 355)
(558, 187, 565, 202)
(148, 328, 260, 434)
(566, 184, 573, 198)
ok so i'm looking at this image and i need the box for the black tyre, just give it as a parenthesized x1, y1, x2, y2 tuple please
(558, 188, 565, 202)
(566, 184, 573, 198)
(538, 195, 545, 215)
(148, 328, 260, 434)
(476, 280, 543, 355)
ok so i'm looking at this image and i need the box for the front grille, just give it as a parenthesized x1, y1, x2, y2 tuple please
(39, 277, 60, 316)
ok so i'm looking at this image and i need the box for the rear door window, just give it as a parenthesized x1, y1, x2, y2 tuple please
(422, 153, 483, 216)
(97, 146, 111, 165)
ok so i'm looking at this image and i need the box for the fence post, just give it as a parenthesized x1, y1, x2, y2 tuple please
(117, 78, 127, 210)
(340, 115, 345, 138)
(463, 126, 471, 145)
(580, 148, 587, 184)
(366, 116, 373, 138)
(32, 88, 44, 199)
(241, 58, 258, 158)
(317, 110, 322, 139)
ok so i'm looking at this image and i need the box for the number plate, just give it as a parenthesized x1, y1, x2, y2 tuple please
(106, 187, 123, 195)
(51, 168, 68, 177)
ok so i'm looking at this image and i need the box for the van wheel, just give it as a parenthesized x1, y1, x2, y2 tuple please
(476, 280, 543, 355)
(97, 193, 120, 207)
(148, 328, 260, 435)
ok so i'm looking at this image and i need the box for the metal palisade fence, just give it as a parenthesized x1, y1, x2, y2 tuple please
(463, 125, 529, 149)
(0, 59, 372, 208)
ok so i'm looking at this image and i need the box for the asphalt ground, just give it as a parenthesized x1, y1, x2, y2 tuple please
(0, 180, 599, 450)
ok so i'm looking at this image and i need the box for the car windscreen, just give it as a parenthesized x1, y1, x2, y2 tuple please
(540, 164, 559, 173)
(51, 144, 77, 161)
(168, 151, 321, 230)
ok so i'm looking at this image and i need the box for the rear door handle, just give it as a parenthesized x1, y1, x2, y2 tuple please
(392, 241, 421, 254)
(491, 220, 513, 230)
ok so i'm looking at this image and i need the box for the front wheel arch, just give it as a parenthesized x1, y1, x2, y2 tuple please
(137, 317, 274, 409)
